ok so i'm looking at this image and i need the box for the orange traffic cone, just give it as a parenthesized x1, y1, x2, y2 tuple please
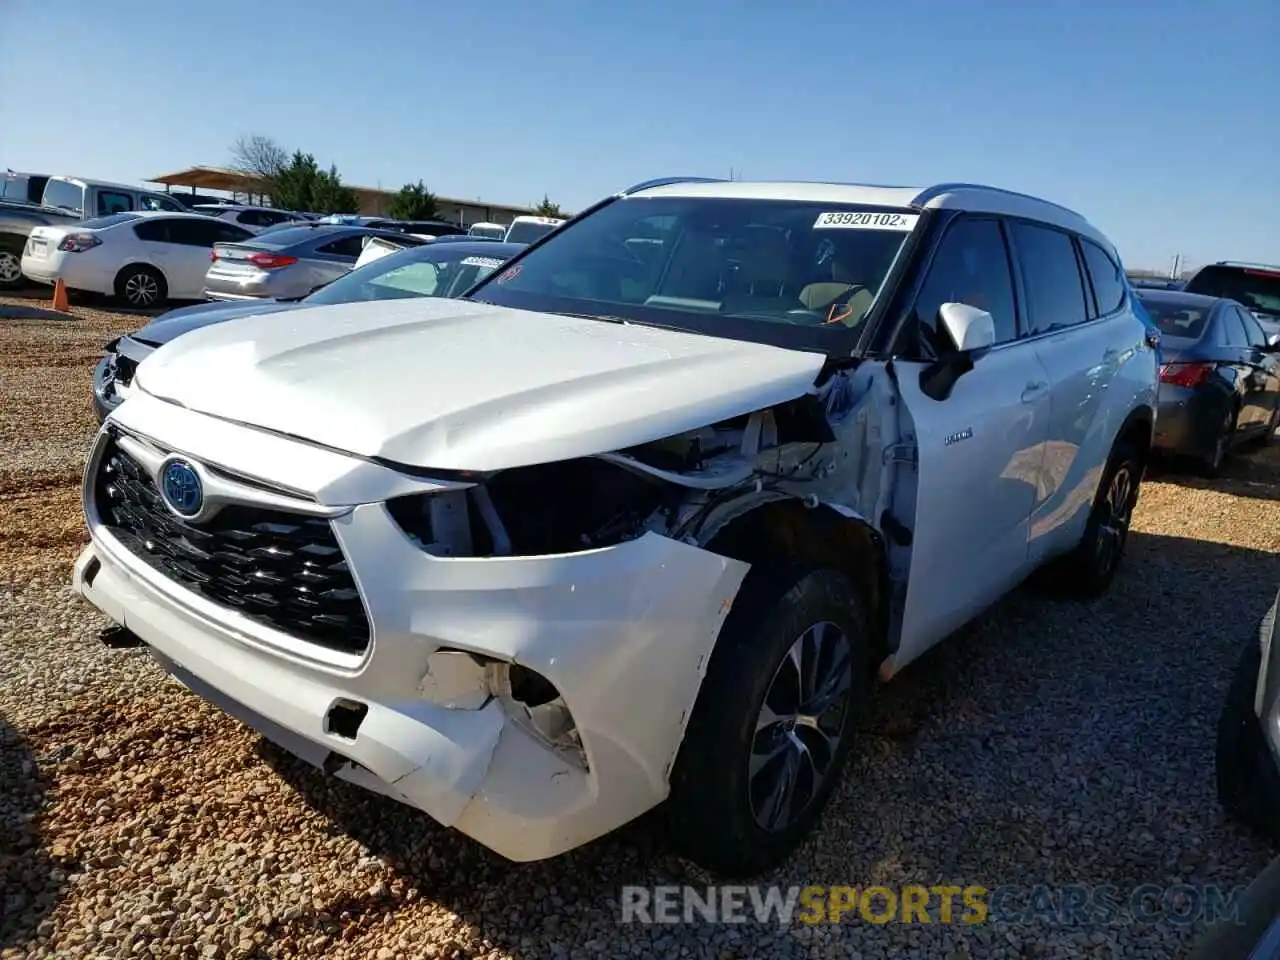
(51, 278, 69, 313)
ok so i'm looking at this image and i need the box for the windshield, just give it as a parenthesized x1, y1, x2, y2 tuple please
(468, 196, 918, 352)
(1184, 265, 1280, 318)
(504, 220, 559, 244)
(305, 247, 511, 305)
(1137, 296, 1210, 342)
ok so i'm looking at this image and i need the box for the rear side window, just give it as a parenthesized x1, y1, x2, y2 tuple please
(165, 219, 225, 247)
(1080, 240, 1126, 316)
(315, 234, 369, 259)
(1239, 308, 1269, 348)
(1010, 222, 1090, 335)
(911, 217, 1018, 351)
(1219, 307, 1248, 346)
(133, 220, 169, 243)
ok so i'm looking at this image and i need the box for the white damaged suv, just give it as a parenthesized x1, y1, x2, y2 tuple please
(74, 178, 1159, 876)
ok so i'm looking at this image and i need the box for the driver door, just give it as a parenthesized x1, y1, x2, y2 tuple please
(887, 216, 1051, 669)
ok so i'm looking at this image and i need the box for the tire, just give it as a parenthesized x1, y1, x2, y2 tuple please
(1256, 405, 1279, 448)
(666, 566, 873, 878)
(114, 265, 166, 309)
(1048, 438, 1143, 598)
(1200, 403, 1237, 477)
(0, 235, 25, 289)
(1216, 603, 1280, 843)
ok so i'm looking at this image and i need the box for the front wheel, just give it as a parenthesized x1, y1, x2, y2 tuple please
(666, 566, 873, 877)
(1217, 603, 1280, 842)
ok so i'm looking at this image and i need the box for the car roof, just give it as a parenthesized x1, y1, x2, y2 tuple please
(50, 175, 162, 194)
(1136, 288, 1226, 310)
(627, 178, 1114, 254)
(420, 240, 524, 258)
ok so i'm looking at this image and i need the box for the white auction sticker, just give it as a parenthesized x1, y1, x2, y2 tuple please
(813, 211, 919, 231)
(461, 256, 505, 268)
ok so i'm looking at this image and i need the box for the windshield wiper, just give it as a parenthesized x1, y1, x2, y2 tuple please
(554, 311, 630, 325)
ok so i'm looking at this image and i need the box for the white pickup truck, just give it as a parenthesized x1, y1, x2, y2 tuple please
(74, 177, 1159, 877)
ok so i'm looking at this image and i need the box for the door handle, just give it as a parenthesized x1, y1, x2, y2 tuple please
(1021, 380, 1049, 403)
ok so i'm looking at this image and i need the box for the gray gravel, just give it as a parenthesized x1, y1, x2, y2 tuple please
(2, 300, 1279, 959)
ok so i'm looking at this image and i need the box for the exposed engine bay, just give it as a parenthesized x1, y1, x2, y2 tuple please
(385, 361, 915, 581)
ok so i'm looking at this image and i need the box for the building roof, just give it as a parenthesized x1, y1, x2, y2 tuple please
(146, 165, 548, 217)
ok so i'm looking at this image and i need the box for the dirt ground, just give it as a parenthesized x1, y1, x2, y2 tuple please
(1, 291, 1278, 959)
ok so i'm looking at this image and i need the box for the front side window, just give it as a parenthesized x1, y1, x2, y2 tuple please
(98, 191, 134, 216)
(469, 196, 920, 353)
(1011, 222, 1090, 336)
(1081, 239, 1126, 316)
(909, 217, 1018, 353)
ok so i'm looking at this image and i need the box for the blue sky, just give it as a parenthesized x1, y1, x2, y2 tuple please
(2, 0, 1276, 271)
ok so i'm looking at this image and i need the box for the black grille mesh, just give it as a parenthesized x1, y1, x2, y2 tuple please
(93, 435, 370, 654)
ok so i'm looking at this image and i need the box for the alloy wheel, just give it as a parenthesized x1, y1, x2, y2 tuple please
(1093, 464, 1136, 580)
(124, 273, 159, 307)
(749, 620, 854, 832)
(0, 250, 21, 284)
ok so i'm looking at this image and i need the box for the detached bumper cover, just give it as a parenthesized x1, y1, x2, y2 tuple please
(73, 404, 748, 861)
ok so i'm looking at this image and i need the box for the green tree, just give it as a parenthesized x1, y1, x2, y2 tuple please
(268, 151, 320, 211)
(387, 180, 440, 220)
(312, 165, 359, 214)
(532, 195, 563, 218)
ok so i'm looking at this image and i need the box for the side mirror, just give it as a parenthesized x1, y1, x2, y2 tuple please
(938, 302, 996, 353)
(919, 303, 997, 402)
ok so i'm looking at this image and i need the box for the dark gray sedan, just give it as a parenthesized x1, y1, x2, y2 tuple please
(202, 223, 427, 301)
(95, 240, 524, 421)
(1140, 289, 1280, 474)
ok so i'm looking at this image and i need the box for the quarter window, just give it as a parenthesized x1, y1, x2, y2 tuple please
(911, 217, 1018, 352)
(1080, 239, 1126, 316)
(1010, 222, 1090, 335)
(1238, 307, 1268, 348)
(1219, 307, 1248, 346)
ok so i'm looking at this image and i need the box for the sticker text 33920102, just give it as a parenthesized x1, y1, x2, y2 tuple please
(812, 211, 919, 231)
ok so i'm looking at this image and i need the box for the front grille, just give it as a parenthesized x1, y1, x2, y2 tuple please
(93, 435, 370, 654)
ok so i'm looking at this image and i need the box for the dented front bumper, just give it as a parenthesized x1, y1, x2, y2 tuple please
(73, 396, 748, 861)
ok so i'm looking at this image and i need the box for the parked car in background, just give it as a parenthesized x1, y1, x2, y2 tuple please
(92, 240, 523, 420)
(503, 214, 565, 244)
(22, 211, 253, 308)
(0, 176, 191, 289)
(168, 194, 239, 211)
(1218, 584, 1280, 836)
(468, 221, 508, 240)
(74, 177, 1159, 877)
(1186, 261, 1280, 327)
(430, 233, 512, 245)
(2, 170, 50, 204)
(203, 223, 428, 301)
(191, 204, 310, 234)
(1138, 289, 1280, 474)
(1128, 276, 1183, 290)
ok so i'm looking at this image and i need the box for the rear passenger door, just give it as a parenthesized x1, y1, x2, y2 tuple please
(1012, 224, 1128, 564)
(891, 215, 1052, 666)
(157, 219, 229, 298)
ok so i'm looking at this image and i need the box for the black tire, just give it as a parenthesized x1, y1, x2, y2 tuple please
(1216, 604, 1280, 843)
(1200, 403, 1238, 477)
(0, 235, 25, 289)
(666, 566, 873, 878)
(113, 264, 166, 309)
(1049, 438, 1144, 598)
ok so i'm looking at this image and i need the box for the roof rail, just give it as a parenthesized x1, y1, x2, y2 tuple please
(1215, 260, 1280, 270)
(911, 182, 1086, 220)
(618, 176, 728, 196)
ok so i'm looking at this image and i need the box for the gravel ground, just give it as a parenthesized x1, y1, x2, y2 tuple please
(2, 292, 1278, 959)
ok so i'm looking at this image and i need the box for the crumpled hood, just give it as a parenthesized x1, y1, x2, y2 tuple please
(134, 298, 827, 472)
(130, 299, 301, 346)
